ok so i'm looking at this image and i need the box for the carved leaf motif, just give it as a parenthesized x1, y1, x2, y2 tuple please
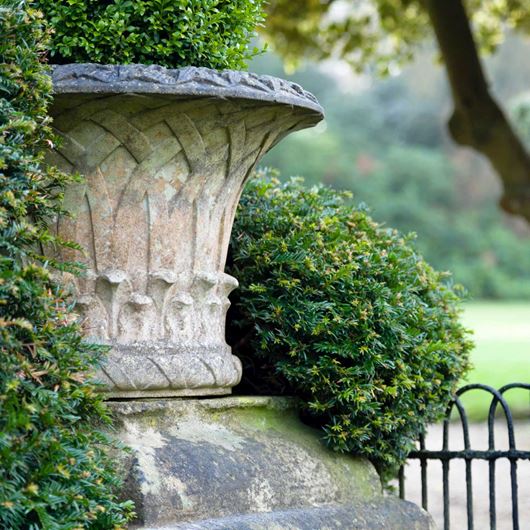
(48, 85, 320, 394)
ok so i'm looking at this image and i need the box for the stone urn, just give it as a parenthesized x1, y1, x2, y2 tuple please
(47, 64, 323, 398)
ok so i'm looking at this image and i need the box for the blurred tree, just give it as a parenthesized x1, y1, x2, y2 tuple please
(253, 48, 530, 300)
(262, 0, 530, 222)
(512, 93, 530, 147)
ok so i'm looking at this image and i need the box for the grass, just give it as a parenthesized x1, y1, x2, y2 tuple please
(457, 301, 530, 420)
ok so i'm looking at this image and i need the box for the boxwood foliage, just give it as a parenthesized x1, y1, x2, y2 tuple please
(227, 172, 473, 481)
(34, 0, 265, 70)
(0, 2, 134, 528)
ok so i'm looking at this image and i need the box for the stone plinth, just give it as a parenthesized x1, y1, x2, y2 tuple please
(109, 397, 434, 529)
(48, 64, 323, 398)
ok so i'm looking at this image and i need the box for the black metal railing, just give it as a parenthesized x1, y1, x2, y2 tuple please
(399, 383, 530, 530)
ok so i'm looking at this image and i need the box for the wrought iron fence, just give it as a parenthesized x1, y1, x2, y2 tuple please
(399, 383, 530, 530)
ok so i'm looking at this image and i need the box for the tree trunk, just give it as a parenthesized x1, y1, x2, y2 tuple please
(424, 0, 530, 221)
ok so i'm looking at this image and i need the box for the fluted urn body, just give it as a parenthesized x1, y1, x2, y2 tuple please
(47, 64, 323, 398)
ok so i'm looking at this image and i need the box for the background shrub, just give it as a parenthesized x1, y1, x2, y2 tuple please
(227, 172, 473, 481)
(34, 0, 265, 69)
(0, 2, 134, 527)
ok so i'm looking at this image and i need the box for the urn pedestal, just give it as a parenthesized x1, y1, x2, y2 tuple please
(48, 64, 323, 398)
(109, 397, 434, 529)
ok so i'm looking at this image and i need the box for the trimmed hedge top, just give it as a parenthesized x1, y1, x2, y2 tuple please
(227, 173, 473, 482)
(34, 0, 266, 70)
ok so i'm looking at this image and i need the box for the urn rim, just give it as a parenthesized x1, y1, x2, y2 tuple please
(51, 63, 324, 119)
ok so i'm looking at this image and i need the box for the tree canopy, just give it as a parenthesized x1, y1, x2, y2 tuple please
(262, 0, 530, 222)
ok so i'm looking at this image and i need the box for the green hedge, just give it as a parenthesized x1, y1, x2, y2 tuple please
(0, 2, 134, 527)
(34, 0, 265, 69)
(227, 173, 472, 481)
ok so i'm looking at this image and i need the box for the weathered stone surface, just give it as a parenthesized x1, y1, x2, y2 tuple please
(47, 64, 323, 398)
(142, 500, 435, 529)
(108, 397, 434, 529)
(51, 64, 324, 115)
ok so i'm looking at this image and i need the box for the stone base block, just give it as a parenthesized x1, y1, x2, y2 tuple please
(108, 397, 434, 529)
(142, 500, 433, 530)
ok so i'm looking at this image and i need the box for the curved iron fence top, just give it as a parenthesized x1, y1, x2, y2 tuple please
(400, 382, 530, 530)
(454, 383, 517, 449)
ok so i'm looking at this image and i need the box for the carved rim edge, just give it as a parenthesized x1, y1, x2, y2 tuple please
(51, 63, 324, 117)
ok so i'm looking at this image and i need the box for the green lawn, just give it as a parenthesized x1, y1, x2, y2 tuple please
(457, 302, 530, 420)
